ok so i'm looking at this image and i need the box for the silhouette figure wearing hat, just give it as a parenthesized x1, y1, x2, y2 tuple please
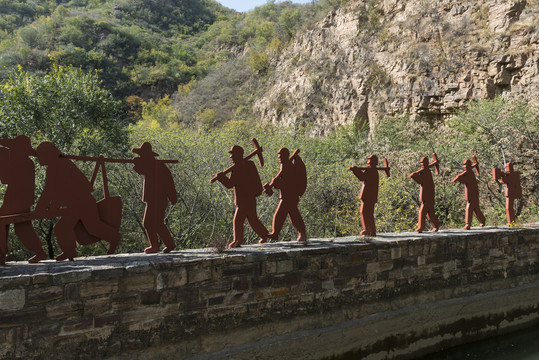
(34, 142, 122, 260)
(493, 162, 522, 226)
(0, 135, 46, 264)
(409, 157, 440, 233)
(349, 155, 379, 236)
(264, 148, 307, 243)
(215, 145, 268, 247)
(132, 142, 178, 253)
(452, 159, 486, 230)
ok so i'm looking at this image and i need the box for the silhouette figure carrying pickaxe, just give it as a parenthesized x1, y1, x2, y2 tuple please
(492, 162, 522, 226)
(262, 148, 307, 243)
(452, 155, 485, 230)
(409, 153, 440, 233)
(348, 155, 390, 236)
(211, 139, 268, 247)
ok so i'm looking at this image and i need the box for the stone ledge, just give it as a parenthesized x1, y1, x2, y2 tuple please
(1, 224, 537, 280)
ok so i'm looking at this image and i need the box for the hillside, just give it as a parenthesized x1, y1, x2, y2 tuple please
(0, 0, 233, 98)
(253, 0, 539, 134)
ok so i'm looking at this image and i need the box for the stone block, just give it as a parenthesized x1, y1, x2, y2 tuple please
(222, 264, 259, 277)
(52, 334, 86, 348)
(32, 274, 52, 286)
(27, 286, 63, 305)
(7, 325, 28, 344)
(46, 301, 83, 321)
(141, 291, 161, 305)
(189, 267, 212, 283)
(111, 293, 139, 312)
(94, 313, 120, 328)
(84, 297, 111, 315)
(338, 264, 367, 277)
(256, 287, 290, 301)
(64, 283, 80, 301)
(53, 270, 92, 285)
(80, 280, 118, 298)
(120, 275, 155, 293)
(0, 277, 31, 289)
(156, 269, 187, 290)
(61, 316, 93, 334)
(251, 276, 274, 289)
(0, 307, 45, 327)
(0, 289, 25, 311)
(233, 279, 250, 291)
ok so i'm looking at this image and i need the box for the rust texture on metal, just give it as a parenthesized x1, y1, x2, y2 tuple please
(348, 155, 390, 237)
(211, 139, 268, 248)
(451, 156, 486, 230)
(0, 137, 178, 265)
(409, 154, 440, 233)
(492, 162, 522, 226)
(262, 148, 307, 244)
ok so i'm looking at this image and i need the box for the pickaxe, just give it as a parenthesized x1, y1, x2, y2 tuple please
(348, 157, 390, 177)
(263, 149, 300, 196)
(471, 155, 480, 176)
(210, 138, 264, 183)
(431, 153, 440, 175)
(409, 153, 440, 178)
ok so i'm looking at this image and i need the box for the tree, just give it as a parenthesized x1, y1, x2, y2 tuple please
(0, 64, 128, 156)
(0, 64, 129, 260)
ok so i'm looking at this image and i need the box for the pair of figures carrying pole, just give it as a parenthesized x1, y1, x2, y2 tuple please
(211, 139, 307, 248)
(0, 136, 177, 265)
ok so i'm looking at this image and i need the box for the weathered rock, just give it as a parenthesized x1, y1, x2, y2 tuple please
(254, 0, 539, 134)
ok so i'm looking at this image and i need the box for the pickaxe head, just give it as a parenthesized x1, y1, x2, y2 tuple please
(382, 157, 390, 177)
(250, 138, 264, 168)
(471, 155, 480, 176)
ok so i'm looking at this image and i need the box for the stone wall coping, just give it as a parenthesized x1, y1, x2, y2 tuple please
(1, 224, 537, 282)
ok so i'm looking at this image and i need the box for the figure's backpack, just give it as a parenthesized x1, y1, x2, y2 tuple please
(291, 155, 307, 197)
(248, 160, 264, 197)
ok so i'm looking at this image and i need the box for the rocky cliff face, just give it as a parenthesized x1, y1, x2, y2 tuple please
(254, 0, 539, 134)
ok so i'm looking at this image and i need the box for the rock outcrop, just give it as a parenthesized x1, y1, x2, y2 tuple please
(254, 0, 539, 134)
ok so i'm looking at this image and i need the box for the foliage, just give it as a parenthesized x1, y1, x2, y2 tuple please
(0, 64, 127, 155)
(0, 64, 129, 261)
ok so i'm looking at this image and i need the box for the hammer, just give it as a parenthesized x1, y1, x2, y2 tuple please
(348, 157, 390, 177)
(471, 155, 480, 176)
(263, 149, 300, 196)
(210, 138, 264, 183)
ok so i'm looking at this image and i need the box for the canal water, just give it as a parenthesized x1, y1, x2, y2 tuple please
(415, 324, 539, 360)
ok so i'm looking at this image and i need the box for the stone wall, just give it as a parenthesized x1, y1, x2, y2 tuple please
(0, 225, 538, 360)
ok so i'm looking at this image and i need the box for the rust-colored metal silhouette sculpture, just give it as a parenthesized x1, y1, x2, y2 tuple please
(348, 155, 390, 236)
(33, 142, 122, 261)
(451, 156, 485, 230)
(65, 145, 178, 254)
(131, 142, 178, 253)
(493, 162, 522, 226)
(211, 139, 268, 248)
(409, 154, 440, 233)
(0, 135, 46, 265)
(262, 148, 307, 243)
